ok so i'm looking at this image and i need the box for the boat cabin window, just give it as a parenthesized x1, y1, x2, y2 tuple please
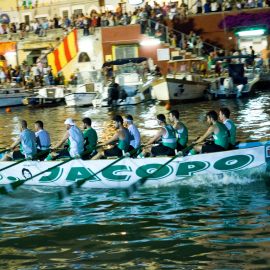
(85, 83, 95, 92)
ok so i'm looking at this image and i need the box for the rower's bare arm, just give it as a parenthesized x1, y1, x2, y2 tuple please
(53, 132, 69, 149)
(101, 132, 119, 146)
(10, 138, 21, 150)
(195, 126, 214, 143)
(145, 129, 163, 146)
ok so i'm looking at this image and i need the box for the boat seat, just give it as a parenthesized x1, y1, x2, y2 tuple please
(107, 150, 130, 160)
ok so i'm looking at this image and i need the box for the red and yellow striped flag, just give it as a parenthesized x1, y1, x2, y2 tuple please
(47, 29, 79, 75)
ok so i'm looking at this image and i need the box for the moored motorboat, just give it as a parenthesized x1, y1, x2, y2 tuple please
(205, 56, 260, 99)
(22, 85, 66, 107)
(151, 58, 209, 103)
(65, 83, 100, 107)
(0, 86, 34, 107)
(151, 75, 209, 103)
(65, 70, 104, 107)
(0, 141, 269, 190)
(92, 57, 155, 107)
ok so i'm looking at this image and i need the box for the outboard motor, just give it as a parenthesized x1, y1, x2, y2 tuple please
(223, 77, 233, 94)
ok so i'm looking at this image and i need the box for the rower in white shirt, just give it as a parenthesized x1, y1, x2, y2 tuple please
(124, 114, 141, 149)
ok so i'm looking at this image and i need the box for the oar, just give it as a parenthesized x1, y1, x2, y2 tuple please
(57, 145, 143, 199)
(0, 149, 50, 173)
(0, 148, 96, 195)
(0, 148, 11, 155)
(125, 143, 195, 197)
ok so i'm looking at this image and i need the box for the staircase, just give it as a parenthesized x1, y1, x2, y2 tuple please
(144, 18, 222, 61)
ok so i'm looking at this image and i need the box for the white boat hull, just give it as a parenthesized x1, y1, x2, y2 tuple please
(0, 90, 33, 107)
(92, 92, 146, 107)
(206, 76, 260, 98)
(0, 143, 269, 189)
(65, 92, 97, 107)
(151, 77, 209, 102)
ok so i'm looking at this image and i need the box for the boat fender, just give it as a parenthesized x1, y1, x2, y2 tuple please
(224, 77, 233, 91)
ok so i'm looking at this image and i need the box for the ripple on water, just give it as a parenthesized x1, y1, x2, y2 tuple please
(1, 93, 270, 268)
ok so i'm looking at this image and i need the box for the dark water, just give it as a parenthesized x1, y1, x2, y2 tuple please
(1, 92, 270, 269)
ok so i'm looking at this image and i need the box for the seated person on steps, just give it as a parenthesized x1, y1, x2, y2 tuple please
(141, 114, 177, 157)
(191, 110, 229, 154)
(169, 110, 188, 151)
(92, 115, 132, 160)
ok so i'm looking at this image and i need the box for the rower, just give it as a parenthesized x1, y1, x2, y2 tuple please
(219, 107, 237, 149)
(1, 120, 37, 161)
(35, 121, 51, 150)
(46, 118, 84, 160)
(142, 114, 177, 157)
(82, 117, 98, 159)
(92, 115, 131, 160)
(192, 110, 229, 154)
(124, 114, 141, 149)
(169, 110, 188, 151)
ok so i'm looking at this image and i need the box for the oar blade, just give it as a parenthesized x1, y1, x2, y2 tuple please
(57, 182, 78, 199)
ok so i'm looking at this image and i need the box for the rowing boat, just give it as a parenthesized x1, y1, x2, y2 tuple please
(0, 141, 269, 189)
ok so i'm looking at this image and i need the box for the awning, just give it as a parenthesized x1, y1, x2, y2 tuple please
(102, 57, 147, 68)
(0, 42, 16, 55)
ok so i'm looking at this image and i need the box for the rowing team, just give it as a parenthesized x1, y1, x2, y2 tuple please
(0, 107, 236, 162)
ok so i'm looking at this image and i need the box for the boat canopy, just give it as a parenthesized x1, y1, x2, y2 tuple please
(213, 55, 252, 62)
(102, 57, 147, 68)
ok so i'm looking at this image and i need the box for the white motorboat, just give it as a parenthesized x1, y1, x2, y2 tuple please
(65, 70, 104, 107)
(22, 85, 66, 107)
(205, 56, 260, 99)
(151, 58, 209, 103)
(92, 57, 155, 107)
(65, 83, 101, 107)
(0, 85, 34, 107)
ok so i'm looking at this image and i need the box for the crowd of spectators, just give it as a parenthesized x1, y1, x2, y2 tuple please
(197, 0, 269, 14)
(0, 0, 269, 86)
(0, 59, 65, 89)
(1, 1, 269, 40)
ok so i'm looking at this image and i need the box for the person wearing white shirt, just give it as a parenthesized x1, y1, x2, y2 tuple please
(48, 118, 84, 160)
(124, 114, 141, 149)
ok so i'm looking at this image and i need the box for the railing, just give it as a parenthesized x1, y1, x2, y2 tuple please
(144, 18, 222, 56)
(0, 28, 66, 42)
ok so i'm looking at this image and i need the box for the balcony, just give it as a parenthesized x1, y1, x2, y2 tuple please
(0, 28, 66, 43)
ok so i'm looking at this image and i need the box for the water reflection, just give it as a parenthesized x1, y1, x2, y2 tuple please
(1, 93, 270, 148)
(1, 94, 270, 268)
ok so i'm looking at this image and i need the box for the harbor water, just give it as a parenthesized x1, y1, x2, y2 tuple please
(0, 92, 270, 269)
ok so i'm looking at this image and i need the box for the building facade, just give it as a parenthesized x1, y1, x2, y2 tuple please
(1, 0, 101, 23)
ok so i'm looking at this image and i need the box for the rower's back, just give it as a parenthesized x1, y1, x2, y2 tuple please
(175, 121, 188, 148)
(68, 125, 84, 157)
(213, 121, 229, 150)
(118, 127, 131, 152)
(224, 119, 236, 146)
(162, 124, 177, 150)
